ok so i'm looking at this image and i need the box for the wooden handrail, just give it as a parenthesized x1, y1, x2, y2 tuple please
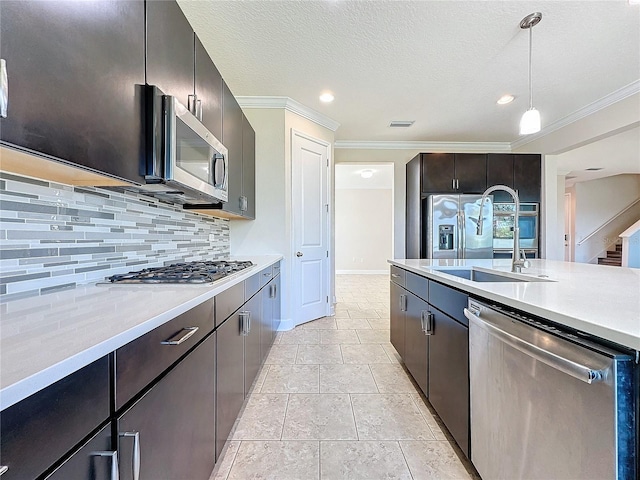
(576, 197, 640, 246)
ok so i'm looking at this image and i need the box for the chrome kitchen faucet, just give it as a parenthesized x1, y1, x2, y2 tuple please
(476, 185, 530, 273)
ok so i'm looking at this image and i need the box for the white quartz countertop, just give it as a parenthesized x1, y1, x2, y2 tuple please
(388, 258, 640, 352)
(0, 254, 283, 411)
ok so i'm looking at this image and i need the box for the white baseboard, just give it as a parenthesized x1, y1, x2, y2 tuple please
(336, 269, 388, 275)
(276, 318, 295, 331)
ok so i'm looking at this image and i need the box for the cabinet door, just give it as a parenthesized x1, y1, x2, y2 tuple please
(242, 114, 256, 219)
(216, 314, 244, 458)
(454, 153, 487, 193)
(195, 35, 222, 140)
(272, 273, 282, 337)
(45, 424, 113, 480)
(118, 333, 216, 480)
(222, 83, 243, 215)
(0, 357, 109, 480)
(421, 153, 455, 194)
(146, 0, 194, 108)
(487, 154, 515, 202)
(0, 1, 145, 184)
(404, 292, 429, 395)
(244, 292, 262, 394)
(514, 154, 541, 203)
(429, 308, 469, 458)
(405, 154, 422, 258)
(390, 281, 406, 359)
(261, 282, 275, 361)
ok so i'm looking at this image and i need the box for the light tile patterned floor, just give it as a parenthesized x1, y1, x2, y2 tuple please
(211, 274, 478, 480)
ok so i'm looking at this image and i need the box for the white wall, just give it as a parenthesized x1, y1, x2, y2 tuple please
(571, 174, 640, 263)
(335, 188, 393, 273)
(230, 107, 335, 330)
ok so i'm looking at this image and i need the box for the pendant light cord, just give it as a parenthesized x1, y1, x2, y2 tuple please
(528, 25, 533, 110)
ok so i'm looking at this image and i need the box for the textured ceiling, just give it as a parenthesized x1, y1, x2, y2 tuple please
(178, 0, 640, 144)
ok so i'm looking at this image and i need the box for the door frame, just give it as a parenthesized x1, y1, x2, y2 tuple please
(564, 192, 572, 262)
(290, 129, 333, 326)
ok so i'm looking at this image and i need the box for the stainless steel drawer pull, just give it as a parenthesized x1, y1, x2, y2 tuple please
(91, 451, 119, 480)
(119, 432, 140, 480)
(240, 311, 251, 335)
(0, 59, 7, 118)
(263, 272, 272, 277)
(160, 326, 199, 345)
(421, 311, 434, 335)
(391, 273, 400, 278)
(0, 466, 8, 476)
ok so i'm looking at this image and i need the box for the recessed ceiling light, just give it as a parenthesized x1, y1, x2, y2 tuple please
(585, 167, 603, 171)
(389, 120, 415, 128)
(629, 0, 640, 5)
(360, 169, 374, 179)
(319, 92, 334, 103)
(497, 94, 515, 105)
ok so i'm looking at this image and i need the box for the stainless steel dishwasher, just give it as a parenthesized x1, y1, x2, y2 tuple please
(464, 299, 636, 480)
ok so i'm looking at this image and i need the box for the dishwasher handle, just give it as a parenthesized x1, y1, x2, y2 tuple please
(464, 308, 607, 385)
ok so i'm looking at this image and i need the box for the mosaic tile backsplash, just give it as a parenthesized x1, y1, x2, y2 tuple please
(0, 172, 230, 301)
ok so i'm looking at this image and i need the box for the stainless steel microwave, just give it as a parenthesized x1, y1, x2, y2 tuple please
(141, 86, 228, 205)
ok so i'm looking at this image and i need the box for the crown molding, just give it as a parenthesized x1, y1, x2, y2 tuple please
(511, 79, 640, 150)
(334, 141, 512, 152)
(236, 96, 341, 132)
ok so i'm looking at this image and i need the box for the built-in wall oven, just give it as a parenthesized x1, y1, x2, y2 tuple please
(493, 202, 539, 258)
(137, 85, 228, 205)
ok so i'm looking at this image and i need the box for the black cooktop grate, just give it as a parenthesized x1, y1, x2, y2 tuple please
(106, 260, 254, 284)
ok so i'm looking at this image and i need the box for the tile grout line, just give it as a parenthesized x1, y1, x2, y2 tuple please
(408, 394, 440, 440)
(397, 440, 417, 480)
(348, 392, 360, 441)
(279, 393, 290, 440)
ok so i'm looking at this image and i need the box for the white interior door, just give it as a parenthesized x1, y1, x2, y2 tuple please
(292, 130, 330, 324)
(564, 193, 572, 261)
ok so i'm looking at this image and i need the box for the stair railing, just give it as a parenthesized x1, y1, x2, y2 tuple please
(576, 197, 640, 246)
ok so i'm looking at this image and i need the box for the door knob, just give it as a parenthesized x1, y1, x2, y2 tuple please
(296, 252, 303, 257)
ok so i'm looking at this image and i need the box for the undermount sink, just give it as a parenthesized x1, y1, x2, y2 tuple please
(433, 267, 554, 283)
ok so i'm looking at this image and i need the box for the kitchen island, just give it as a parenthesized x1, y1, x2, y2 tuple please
(389, 257, 639, 480)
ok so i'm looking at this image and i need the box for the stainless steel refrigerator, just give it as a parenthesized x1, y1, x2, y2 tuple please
(426, 194, 493, 259)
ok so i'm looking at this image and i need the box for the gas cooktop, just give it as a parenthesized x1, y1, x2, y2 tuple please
(106, 260, 254, 284)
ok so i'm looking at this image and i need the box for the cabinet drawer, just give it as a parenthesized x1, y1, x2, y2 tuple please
(0, 357, 109, 480)
(45, 424, 112, 480)
(259, 265, 274, 288)
(115, 300, 214, 410)
(215, 281, 244, 327)
(390, 265, 406, 287)
(405, 271, 428, 301)
(429, 281, 468, 326)
(245, 270, 262, 299)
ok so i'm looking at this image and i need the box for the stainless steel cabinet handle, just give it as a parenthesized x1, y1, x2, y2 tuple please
(187, 94, 197, 115)
(91, 451, 119, 480)
(263, 272, 272, 277)
(296, 251, 303, 257)
(240, 311, 250, 335)
(464, 308, 607, 384)
(160, 326, 199, 345)
(424, 312, 434, 335)
(456, 179, 459, 189)
(0, 466, 8, 476)
(399, 294, 407, 312)
(273, 283, 277, 298)
(196, 99, 203, 121)
(239, 195, 248, 212)
(452, 178, 455, 190)
(119, 432, 140, 480)
(0, 59, 7, 118)
(391, 273, 400, 278)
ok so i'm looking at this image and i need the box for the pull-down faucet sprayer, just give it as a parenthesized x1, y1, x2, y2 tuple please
(477, 185, 530, 273)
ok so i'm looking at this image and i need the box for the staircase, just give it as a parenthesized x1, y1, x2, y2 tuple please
(598, 242, 623, 267)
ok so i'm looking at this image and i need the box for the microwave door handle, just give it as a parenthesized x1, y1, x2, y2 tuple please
(212, 154, 225, 188)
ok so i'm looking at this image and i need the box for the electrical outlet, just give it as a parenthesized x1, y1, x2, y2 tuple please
(208, 233, 215, 242)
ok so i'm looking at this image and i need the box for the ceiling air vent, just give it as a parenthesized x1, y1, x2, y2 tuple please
(585, 167, 603, 171)
(389, 120, 415, 128)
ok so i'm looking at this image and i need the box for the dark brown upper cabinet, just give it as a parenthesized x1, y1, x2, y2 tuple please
(222, 84, 244, 216)
(487, 153, 541, 203)
(195, 36, 223, 141)
(146, 0, 195, 110)
(421, 153, 486, 194)
(0, 0, 146, 184)
(241, 114, 256, 219)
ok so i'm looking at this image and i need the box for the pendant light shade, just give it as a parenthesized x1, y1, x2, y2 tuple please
(520, 107, 541, 134)
(519, 12, 542, 135)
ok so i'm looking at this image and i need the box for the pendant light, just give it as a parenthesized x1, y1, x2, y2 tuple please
(519, 12, 542, 135)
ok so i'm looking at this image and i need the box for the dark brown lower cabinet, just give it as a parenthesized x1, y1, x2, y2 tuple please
(404, 292, 429, 395)
(45, 424, 113, 480)
(428, 307, 470, 457)
(390, 281, 406, 358)
(117, 333, 216, 480)
(244, 292, 262, 394)
(216, 312, 244, 459)
(261, 283, 274, 362)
